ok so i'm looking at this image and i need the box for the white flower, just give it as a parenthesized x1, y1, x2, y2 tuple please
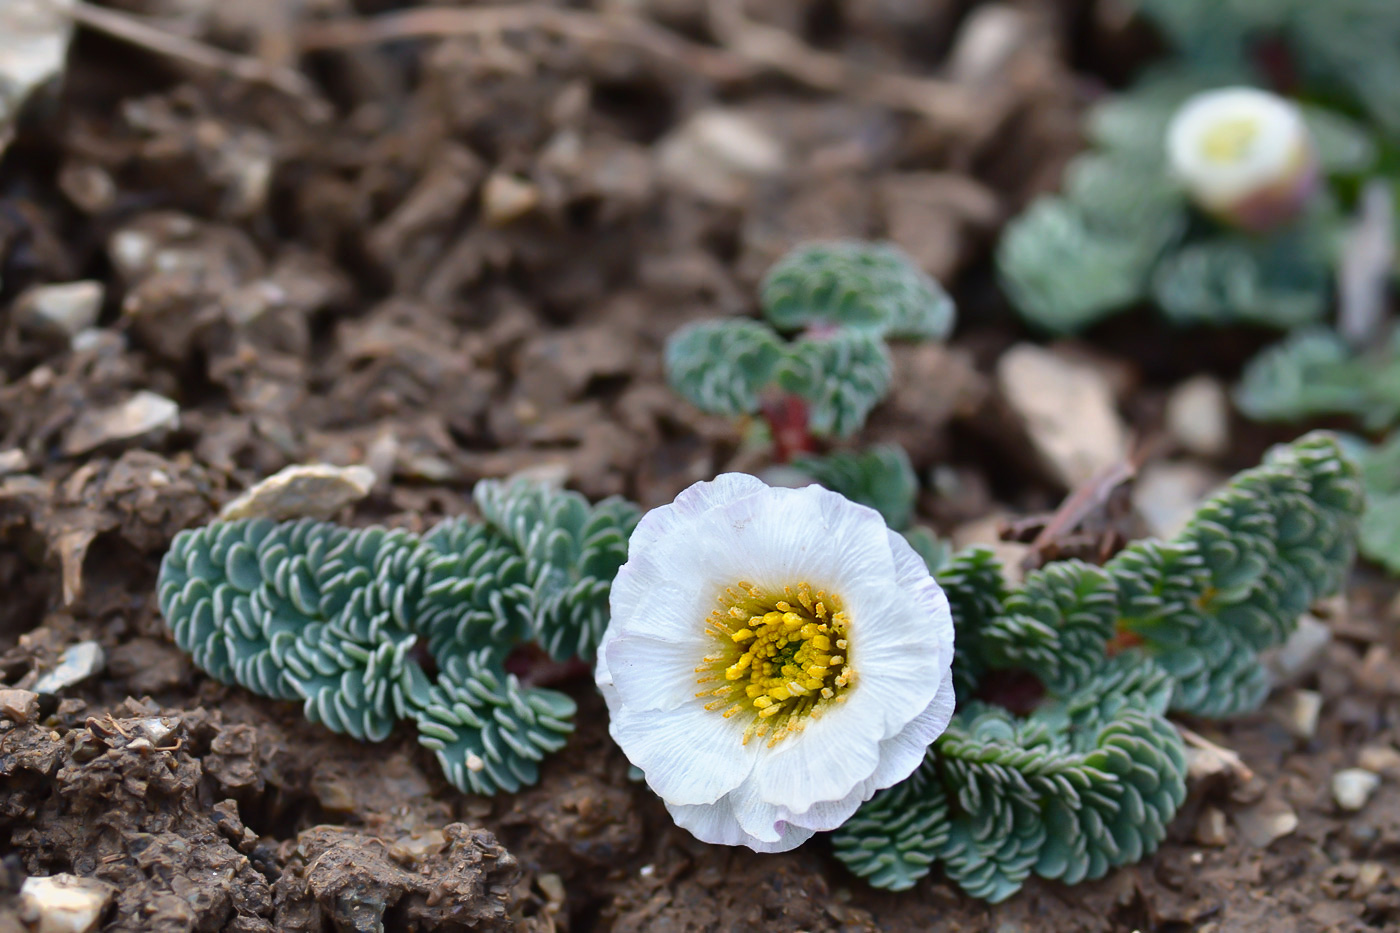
(1166, 87, 1318, 232)
(595, 473, 956, 852)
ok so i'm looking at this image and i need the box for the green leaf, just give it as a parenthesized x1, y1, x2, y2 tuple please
(1150, 234, 1330, 329)
(997, 197, 1180, 333)
(1235, 329, 1400, 430)
(778, 329, 893, 437)
(665, 318, 784, 418)
(761, 240, 956, 340)
(156, 478, 632, 796)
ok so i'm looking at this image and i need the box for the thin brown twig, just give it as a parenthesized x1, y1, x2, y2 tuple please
(705, 0, 985, 132)
(299, 5, 750, 83)
(1177, 723, 1256, 784)
(68, 0, 321, 102)
(298, 2, 988, 133)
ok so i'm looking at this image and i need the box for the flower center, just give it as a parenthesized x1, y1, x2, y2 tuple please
(1199, 116, 1260, 164)
(696, 581, 853, 746)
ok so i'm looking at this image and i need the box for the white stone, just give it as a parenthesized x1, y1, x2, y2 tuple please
(996, 343, 1128, 489)
(656, 108, 785, 204)
(1357, 744, 1400, 778)
(62, 391, 180, 455)
(0, 687, 39, 723)
(1132, 461, 1221, 539)
(15, 280, 104, 339)
(1193, 806, 1229, 847)
(1279, 689, 1322, 741)
(481, 173, 540, 226)
(33, 641, 105, 694)
(0, 0, 74, 161)
(1165, 375, 1230, 458)
(1234, 799, 1298, 847)
(220, 463, 376, 522)
(19, 873, 112, 933)
(947, 4, 1033, 87)
(1265, 613, 1332, 686)
(1333, 768, 1381, 812)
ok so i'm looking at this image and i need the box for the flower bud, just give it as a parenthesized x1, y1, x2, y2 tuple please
(1166, 87, 1319, 233)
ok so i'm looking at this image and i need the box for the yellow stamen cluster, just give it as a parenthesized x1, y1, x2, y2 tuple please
(696, 581, 853, 746)
(1200, 116, 1260, 164)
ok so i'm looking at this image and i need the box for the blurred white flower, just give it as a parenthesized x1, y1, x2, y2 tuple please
(1166, 87, 1318, 232)
(596, 473, 956, 852)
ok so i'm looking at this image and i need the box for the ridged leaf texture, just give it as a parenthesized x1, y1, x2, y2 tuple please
(665, 319, 784, 418)
(474, 480, 639, 660)
(761, 240, 956, 340)
(1353, 435, 1400, 574)
(996, 197, 1176, 333)
(836, 434, 1360, 898)
(835, 658, 1186, 902)
(157, 479, 634, 795)
(776, 329, 893, 438)
(790, 444, 918, 530)
(1150, 232, 1331, 329)
(1236, 329, 1400, 431)
(666, 318, 893, 437)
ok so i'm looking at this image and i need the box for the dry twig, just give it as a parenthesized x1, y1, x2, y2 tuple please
(68, 0, 322, 103)
(299, 2, 991, 135)
(299, 5, 749, 82)
(1178, 723, 1256, 784)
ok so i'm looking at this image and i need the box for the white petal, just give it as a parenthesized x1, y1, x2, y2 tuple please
(845, 636, 947, 738)
(667, 786, 817, 853)
(594, 651, 619, 707)
(771, 671, 956, 831)
(608, 549, 722, 645)
(626, 473, 767, 558)
(860, 668, 956, 792)
(887, 528, 956, 671)
(605, 633, 707, 711)
(609, 699, 757, 805)
(751, 705, 883, 814)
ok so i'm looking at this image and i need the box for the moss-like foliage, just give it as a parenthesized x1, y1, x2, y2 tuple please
(833, 433, 1361, 899)
(158, 479, 638, 795)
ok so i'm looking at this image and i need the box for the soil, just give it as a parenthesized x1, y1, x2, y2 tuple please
(1, 1, 1398, 931)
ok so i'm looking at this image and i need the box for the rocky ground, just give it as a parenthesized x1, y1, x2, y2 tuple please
(1, 1, 1398, 931)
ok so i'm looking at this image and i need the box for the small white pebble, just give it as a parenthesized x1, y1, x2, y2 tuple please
(1333, 768, 1381, 811)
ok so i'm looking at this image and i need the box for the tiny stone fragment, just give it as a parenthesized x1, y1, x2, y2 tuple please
(1132, 461, 1221, 539)
(33, 641, 105, 694)
(19, 873, 114, 933)
(1265, 613, 1333, 687)
(1234, 798, 1298, 847)
(1333, 768, 1381, 812)
(0, 0, 74, 161)
(481, 173, 540, 226)
(62, 391, 180, 455)
(1280, 689, 1323, 741)
(946, 4, 1034, 87)
(220, 463, 377, 522)
(0, 687, 40, 723)
(0, 448, 29, 474)
(1165, 375, 1230, 458)
(996, 343, 1128, 488)
(656, 108, 785, 204)
(1193, 806, 1229, 847)
(1357, 744, 1400, 778)
(15, 280, 104, 339)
